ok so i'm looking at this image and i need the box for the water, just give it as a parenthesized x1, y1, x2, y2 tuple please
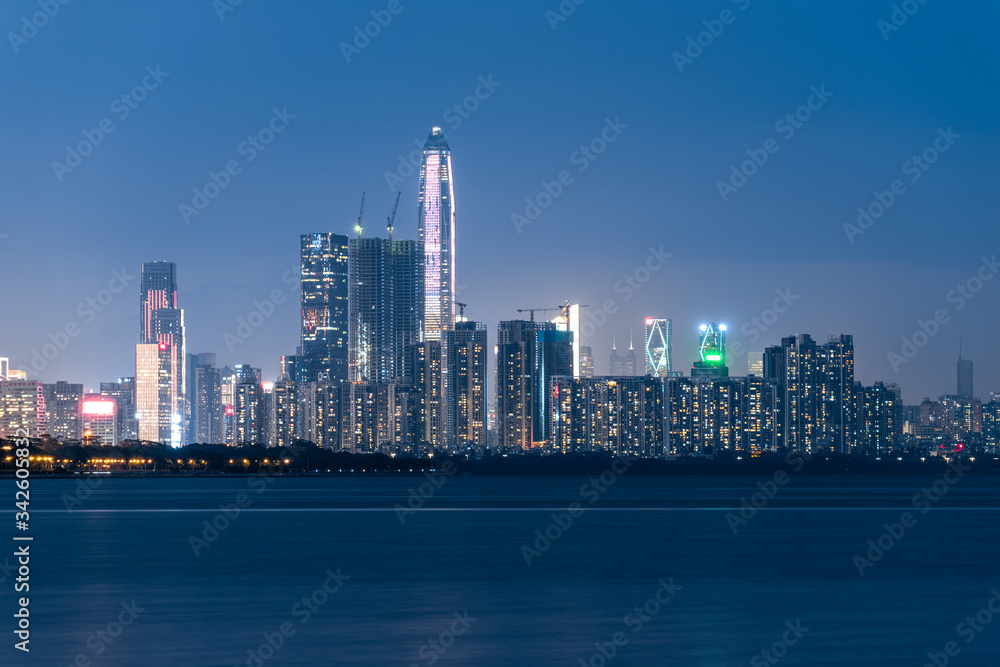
(6, 473, 1000, 666)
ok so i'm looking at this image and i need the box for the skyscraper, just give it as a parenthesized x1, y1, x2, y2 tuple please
(300, 233, 350, 384)
(444, 321, 487, 448)
(140, 262, 185, 446)
(406, 341, 444, 447)
(80, 394, 117, 446)
(0, 380, 46, 438)
(644, 318, 672, 378)
(101, 379, 137, 443)
(764, 333, 855, 453)
(496, 320, 572, 449)
(551, 304, 583, 377)
(42, 381, 83, 441)
(348, 237, 423, 382)
(0, 357, 8, 380)
(418, 126, 457, 341)
(691, 323, 728, 378)
(135, 342, 173, 444)
(609, 329, 637, 376)
(957, 355, 973, 400)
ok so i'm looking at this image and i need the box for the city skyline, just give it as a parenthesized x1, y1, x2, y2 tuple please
(2, 3, 997, 406)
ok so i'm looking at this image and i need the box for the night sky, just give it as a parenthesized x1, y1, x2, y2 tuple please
(1, 0, 997, 404)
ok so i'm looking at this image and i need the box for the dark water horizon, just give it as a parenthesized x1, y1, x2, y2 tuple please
(6, 474, 1000, 666)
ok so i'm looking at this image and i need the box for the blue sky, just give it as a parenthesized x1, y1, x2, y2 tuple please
(1, 0, 997, 403)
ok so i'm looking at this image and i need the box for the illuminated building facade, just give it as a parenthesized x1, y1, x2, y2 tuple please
(140, 262, 185, 446)
(0, 380, 47, 438)
(348, 238, 424, 382)
(42, 381, 83, 441)
(644, 318, 672, 378)
(957, 356, 973, 400)
(763, 333, 854, 453)
(272, 379, 298, 448)
(551, 304, 583, 377)
(0, 357, 8, 380)
(495, 320, 573, 450)
(233, 365, 263, 446)
(135, 343, 173, 444)
(691, 323, 728, 378)
(418, 126, 457, 342)
(444, 321, 487, 448)
(300, 233, 349, 384)
(80, 394, 117, 445)
(406, 341, 444, 447)
(551, 376, 664, 457)
(579, 346, 594, 378)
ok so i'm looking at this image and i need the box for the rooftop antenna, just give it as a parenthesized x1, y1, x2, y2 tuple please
(629, 327, 634, 350)
(612, 327, 617, 350)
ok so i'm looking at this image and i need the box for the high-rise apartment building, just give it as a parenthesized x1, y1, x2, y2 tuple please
(406, 341, 444, 448)
(444, 321, 487, 448)
(764, 334, 855, 453)
(495, 320, 573, 450)
(418, 127, 457, 341)
(300, 233, 349, 384)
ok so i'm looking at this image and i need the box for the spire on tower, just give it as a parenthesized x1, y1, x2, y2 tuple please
(612, 327, 617, 350)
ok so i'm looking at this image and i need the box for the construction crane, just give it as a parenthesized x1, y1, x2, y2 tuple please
(354, 192, 366, 238)
(386, 192, 401, 241)
(516, 307, 561, 322)
(517, 302, 591, 324)
(455, 301, 468, 321)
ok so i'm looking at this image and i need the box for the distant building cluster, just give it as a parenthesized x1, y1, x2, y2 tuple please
(1, 127, 997, 458)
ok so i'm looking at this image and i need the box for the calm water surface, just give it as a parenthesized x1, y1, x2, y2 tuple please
(5, 474, 1000, 666)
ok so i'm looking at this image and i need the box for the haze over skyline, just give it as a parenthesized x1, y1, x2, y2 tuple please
(2, 1, 998, 404)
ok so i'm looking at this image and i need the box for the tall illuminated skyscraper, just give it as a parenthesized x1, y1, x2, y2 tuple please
(418, 126, 457, 341)
(139, 262, 185, 446)
(135, 342, 173, 444)
(692, 323, 728, 378)
(300, 233, 350, 384)
(644, 318, 672, 378)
